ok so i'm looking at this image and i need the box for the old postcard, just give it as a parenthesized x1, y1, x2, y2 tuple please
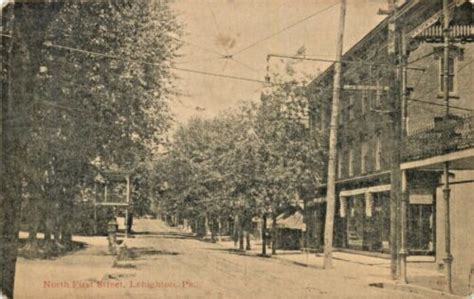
(1, 0, 473, 298)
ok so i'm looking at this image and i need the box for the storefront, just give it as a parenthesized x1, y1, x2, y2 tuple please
(339, 185, 391, 253)
(303, 199, 325, 251)
(338, 181, 435, 255)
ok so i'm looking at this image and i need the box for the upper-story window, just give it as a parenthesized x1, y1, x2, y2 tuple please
(339, 101, 350, 126)
(361, 140, 368, 174)
(320, 107, 326, 131)
(375, 135, 382, 171)
(439, 57, 457, 95)
(337, 151, 343, 179)
(348, 147, 354, 177)
(361, 90, 368, 115)
(348, 96, 355, 120)
(375, 79, 382, 108)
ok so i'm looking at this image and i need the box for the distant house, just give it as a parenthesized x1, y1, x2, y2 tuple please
(306, 0, 474, 294)
(273, 210, 305, 250)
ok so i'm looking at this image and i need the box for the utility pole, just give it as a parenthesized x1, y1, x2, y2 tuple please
(399, 27, 409, 284)
(441, 0, 453, 293)
(379, 0, 401, 280)
(323, 0, 346, 269)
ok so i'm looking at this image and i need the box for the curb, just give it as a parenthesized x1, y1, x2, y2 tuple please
(369, 281, 466, 299)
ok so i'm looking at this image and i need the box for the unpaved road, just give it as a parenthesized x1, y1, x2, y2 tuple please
(14, 219, 422, 299)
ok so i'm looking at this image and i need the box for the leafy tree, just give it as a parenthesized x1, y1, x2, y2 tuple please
(1, 0, 182, 265)
(158, 73, 324, 254)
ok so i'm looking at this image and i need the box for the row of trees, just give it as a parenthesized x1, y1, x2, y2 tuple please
(157, 71, 325, 254)
(1, 1, 181, 297)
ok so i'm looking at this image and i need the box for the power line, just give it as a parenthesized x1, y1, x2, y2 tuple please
(406, 51, 435, 66)
(172, 65, 265, 84)
(229, 57, 262, 73)
(3, 33, 267, 84)
(267, 53, 425, 71)
(231, 2, 338, 57)
(409, 98, 473, 112)
(457, 57, 474, 74)
(168, 35, 226, 57)
(175, 56, 225, 65)
(206, 0, 229, 56)
(42, 41, 266, 84)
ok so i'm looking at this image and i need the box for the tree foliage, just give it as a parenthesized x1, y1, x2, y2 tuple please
(158, 70, 325, 237)
(6, 0, 181, 248)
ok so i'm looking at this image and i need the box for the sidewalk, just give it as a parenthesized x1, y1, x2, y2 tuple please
(210, 236, 466, 298)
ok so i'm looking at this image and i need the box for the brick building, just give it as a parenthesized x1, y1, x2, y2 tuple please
(306, 0, 473, 294)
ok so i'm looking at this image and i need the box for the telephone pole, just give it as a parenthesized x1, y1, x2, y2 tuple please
(399, 27, 409, 284)
(441, 0, 453, 293)
(323, 0, 346, 269)
(379, 0, 402, 280)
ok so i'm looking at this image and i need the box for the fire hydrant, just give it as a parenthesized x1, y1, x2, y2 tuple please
(107, 218, 118, 255)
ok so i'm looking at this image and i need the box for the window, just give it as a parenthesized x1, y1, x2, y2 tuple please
(375, 135, 382, 171)
(348, 96, 355, 120)
(338, 151, 343, 179)
(439, 57, 457, 94)
(361, 90, 368, 114)
(361, 140, 368, 174)
(348, 148, 354, 177)
(375, 80, 382, 107)
(338, 107, 344, 126)
(320, 109, 326, 131)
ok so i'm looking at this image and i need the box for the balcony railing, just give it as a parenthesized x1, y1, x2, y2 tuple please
(402, 113, 474, 162)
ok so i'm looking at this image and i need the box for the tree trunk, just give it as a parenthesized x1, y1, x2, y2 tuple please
(271, 214, 277, 255)
(245, 230, 251, 251)
(204, 213, 210, 238)
(238, 216, 244, 251)
(22, 198, 43, 258)
(43, 203, 56, 255)
(210, 216, 216, 242)
(262, 214, 267, 255)
(60, 199, 74, 250)
(233, 215, 238, 247)
(26, 199, 40, 242)
(217, 216, 222, 242)
(1, 3, 60, 295)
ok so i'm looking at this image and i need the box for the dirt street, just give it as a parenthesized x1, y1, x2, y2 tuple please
(14, 219, 423, 299)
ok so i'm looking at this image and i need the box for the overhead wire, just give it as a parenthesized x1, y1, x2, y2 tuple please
(408, 98, 473, 112)
(168, 35, 226, 57)
(40, 41, 266, 84)
(231, 2, 338, 57)
(229, 57, 262, 73)
(206, 0, 229, 56)
(174, 56, 226, 65)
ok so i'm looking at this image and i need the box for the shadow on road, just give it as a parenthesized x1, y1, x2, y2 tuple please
(18, 239, 88, 260)
(133, 231, 197, 240)
(206, 247, 248, 254)
(128, 247, 180, 257)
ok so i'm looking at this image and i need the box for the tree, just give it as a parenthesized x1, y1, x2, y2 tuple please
(1, 1, 181, 294)
(1, 2, 63, 296)
(23, 0, 181, 246)
(157, 69, 324, 256)
(252, 74, 324, 254)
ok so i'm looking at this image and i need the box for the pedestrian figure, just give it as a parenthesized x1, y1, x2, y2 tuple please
(107, 216, 118, 255)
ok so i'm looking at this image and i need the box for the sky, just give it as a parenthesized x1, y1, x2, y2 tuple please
(0, 0, 391, 123)
(169, 0, 391, 123)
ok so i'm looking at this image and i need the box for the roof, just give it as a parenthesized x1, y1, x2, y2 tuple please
(95, 170, 132, 183)
(307, 0, 440, 91)
(275, 211, 305, 230)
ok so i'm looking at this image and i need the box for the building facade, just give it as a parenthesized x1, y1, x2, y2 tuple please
(306, 0, 474, 294)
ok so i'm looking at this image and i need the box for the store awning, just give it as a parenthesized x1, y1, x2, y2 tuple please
(274, 211, 305, 230)
(339, 184, 390, 197)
